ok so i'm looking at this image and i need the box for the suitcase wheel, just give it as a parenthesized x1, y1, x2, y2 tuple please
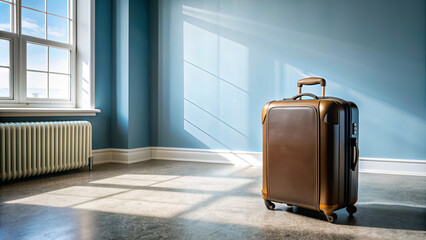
(346, 205, 357, 215)
(325, 213, 337, 223)
(264, 200, 275, 210)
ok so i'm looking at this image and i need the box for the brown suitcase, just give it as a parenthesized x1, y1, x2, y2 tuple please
(261, 77, 359, 223)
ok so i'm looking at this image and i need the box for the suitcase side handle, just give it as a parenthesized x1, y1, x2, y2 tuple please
(297, 77, 326, 97)
(290, 93, 319, 100)
(351, 138, 359, 171)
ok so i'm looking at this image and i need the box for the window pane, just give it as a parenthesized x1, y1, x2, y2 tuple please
(22, 8, 46, 38)
(0, 2, 11, 32)
(47, 0, 68, 18)
(22, 0, 45, 12)
(0, 39, 9, 67)
(49, 73, 69, 99)
(49, 47, 68, 73)
(0, 67, 9, 97)
(27, 43, 47, 71)
(47, 15, 68, 43)
(27, 71, 47, 98)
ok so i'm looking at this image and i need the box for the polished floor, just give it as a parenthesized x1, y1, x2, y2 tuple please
(0, 160, 425, 240)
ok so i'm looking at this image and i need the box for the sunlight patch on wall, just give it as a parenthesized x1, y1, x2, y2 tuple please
(183, 99, 249, 150)
(183, 21, 218, 75)
(219, 37, 249, 92)
(183, 21, 250, 151)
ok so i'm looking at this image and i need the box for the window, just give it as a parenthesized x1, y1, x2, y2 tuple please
(0, 0, 95, 111)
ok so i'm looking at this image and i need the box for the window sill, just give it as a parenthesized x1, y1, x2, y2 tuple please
(0, 108, 101, 117)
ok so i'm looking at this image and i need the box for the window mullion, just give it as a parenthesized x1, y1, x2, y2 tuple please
(46, 0, 50, 100)
(11, 36, 15, 100)
(19, 37, 26, 103)
(47, 46, 49, 98)
(16, 0, 20, 35)
(44, 0, 47, 39)
(10, 0, 14, 33)
(16, 0, 22, 103)
(22, 38, 72, 50)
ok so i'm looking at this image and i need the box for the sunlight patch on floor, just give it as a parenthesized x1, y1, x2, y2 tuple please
(4, 174, 254, 219)
(49, 186, 129, 198)
(89, 174, 253, 192)
(5, 186, 129, 208)
(6, 194, 94, 208)
(151, 175, 252, 192)
(179, 195, 268, 227)
(90, 174, 179, 187)
(73, 189, 212, 218)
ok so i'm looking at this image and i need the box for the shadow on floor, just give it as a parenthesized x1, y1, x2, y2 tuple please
(274, 203, 426, 231)
(340, 203, 426, 231)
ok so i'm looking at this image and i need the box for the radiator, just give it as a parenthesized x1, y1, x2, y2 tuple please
(0, 121, 93, 182)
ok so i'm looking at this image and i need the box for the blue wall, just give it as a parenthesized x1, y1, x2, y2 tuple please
(149, 0, 159, 147)
(0, 0, 114, 150)
(128, 0, 151, 148)
(93, 0, 113, 149)
(155, 0, 426, 160)
(111, 0, 151, 149)
(111, 0, 130, 148)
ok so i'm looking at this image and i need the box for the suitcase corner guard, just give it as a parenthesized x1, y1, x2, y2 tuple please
(319, 203, 339, 216)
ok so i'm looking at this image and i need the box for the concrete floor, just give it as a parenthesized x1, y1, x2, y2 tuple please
(0, 160, 425, 240)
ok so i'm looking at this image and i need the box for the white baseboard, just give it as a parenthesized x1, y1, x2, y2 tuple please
(93, 147, 152, 164)
(110, 147, 152, 164)
(92, 149, 111, 165)
(151, 147, 262, 166)
(359, 157, 426, 176)
(93, 147, 426, 176)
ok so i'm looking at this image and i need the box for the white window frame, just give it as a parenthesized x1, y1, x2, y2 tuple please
(0, 0, 97, 115)
(0, 0, 18, 102)
(0, 32, 17, 102)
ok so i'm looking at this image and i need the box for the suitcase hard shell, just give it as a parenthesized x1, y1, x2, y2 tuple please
(261, 77, 359, 223)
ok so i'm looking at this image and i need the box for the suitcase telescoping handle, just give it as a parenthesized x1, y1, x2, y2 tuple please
(297, 77, 326, 97)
